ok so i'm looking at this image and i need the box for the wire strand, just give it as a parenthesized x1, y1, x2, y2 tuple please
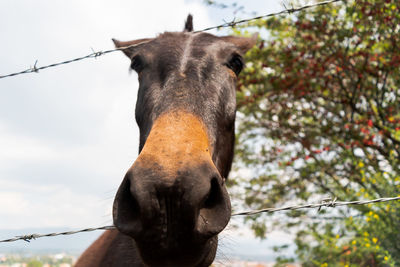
(0, 226, 115, 243)
(0, 0, 343, 80)
(1, 195, 398, 243)
(231, 196, 400, 216)
(196, 0, 343, 32)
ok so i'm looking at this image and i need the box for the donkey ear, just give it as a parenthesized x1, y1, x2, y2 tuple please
(220, 33, 258, 54)
(112, 38, 152, 58)
(184, 14, 193, 32)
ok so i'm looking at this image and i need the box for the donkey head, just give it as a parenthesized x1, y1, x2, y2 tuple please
(113, 15, 256, 266)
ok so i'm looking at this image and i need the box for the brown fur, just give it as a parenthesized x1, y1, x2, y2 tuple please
(75, 230, 145, 267)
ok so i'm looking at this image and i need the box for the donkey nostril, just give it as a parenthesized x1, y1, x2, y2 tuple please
(203, 177, 222, 209)
(113, 177, 142, 236)
(197, 176, 230, 237)
(121, 184, 140, 221)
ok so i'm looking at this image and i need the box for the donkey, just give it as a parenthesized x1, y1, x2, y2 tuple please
(75, 15, 256, 267)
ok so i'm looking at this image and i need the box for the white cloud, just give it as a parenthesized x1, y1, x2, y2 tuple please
(0, 183, 110, 229)
(0, 192, 29, 217)
(0, 122, 58, 164)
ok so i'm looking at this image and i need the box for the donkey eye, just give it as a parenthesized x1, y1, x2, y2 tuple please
(130, 55, 144, 72)
(225, 54, 244, 76)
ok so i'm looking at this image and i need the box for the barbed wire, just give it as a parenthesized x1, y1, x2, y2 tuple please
(0, 41, 150, 79)
(1, 195, 398, 244)
(196, 0, 343, 32)
(0, 0, 343, 80)
(0, 226, 115, 243)
(231, 196, 400, 216)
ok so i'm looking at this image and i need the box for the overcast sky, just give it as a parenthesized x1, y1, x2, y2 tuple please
(0, 0, 295, 260)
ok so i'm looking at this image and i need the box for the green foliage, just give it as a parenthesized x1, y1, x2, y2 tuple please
(233, 0, 400, 265)
(27, 259, 43, 267)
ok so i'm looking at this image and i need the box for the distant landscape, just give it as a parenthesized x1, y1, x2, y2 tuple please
(0, 227, 296, 265)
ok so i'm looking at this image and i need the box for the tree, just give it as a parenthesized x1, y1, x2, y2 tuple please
(232, 0, 400, 265)
(27, 259, 43, 267)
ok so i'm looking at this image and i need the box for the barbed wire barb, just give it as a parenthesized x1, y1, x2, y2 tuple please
(317, 196, 337, 212)
(0, 0, 343, 80)
(1, 195, 399, 243)
(31, 60, 39, 73)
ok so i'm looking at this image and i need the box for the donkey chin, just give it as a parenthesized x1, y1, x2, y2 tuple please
(133, 234, 219, 266)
